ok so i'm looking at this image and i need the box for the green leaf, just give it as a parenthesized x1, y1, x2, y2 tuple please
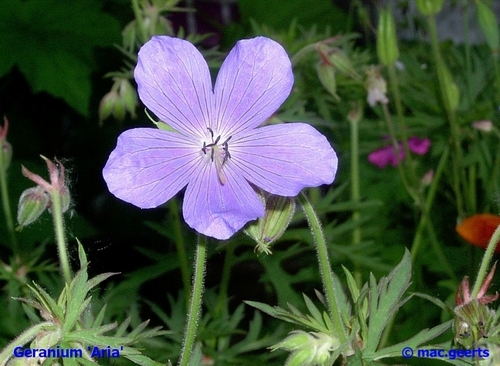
(0, 0, 120, 116)
(363, 249, 412, 357)
(372, 320, 453, 359)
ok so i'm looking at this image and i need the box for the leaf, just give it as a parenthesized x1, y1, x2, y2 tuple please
(0, 0, 120, 116)
(363, 249, 412, 357)
(372, 320, 453, 360)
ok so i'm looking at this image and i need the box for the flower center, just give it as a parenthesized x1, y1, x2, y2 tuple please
(202, 127, 231, 184)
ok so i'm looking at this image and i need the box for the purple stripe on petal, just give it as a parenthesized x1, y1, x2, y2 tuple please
(183, 162, 264, 240)
(214, 37, 293, 137)
(103, 128, 199, 208)
(228, 123, 338, 196)
(134, 36, 214, 138)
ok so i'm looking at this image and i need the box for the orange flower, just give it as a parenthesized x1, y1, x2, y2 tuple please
(456, 214, 500, 252)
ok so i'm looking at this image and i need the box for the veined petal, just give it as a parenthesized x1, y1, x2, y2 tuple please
(134, 36, 214, 138)
(214, 37, 293, 137)
(103, 128, 200, 209)
(228, 123, 337, 196)
(183, 162, 264, 240)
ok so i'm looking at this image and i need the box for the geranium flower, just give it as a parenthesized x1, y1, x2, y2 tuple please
(368, 136, 430, 168)
(103, 36, 338, 240)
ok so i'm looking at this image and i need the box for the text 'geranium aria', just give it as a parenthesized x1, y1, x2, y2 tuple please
(103, 36, 338, 240)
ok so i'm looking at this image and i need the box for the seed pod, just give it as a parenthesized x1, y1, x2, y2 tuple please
(244, 191, 296, 255)
(17, 186, 50, 228)
(476, 0, 499, 52)
(377, 7, 399, 66)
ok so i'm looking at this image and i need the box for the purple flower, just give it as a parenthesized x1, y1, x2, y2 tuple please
(102, 36, 338, 240)
(368, 136, 430, 169)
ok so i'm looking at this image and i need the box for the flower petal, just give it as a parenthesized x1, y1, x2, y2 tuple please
(368, 144, 402, 168)
(214, 37, 293, 137)
(134, 36, 214, 138)
(408, 136, 431, 155)
(183, 162, 264, 240)
(103, 128, 199, 208)
(228, 123, 337, 196)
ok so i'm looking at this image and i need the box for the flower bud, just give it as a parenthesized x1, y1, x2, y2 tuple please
(476, 0, 499, 52)
(316, 60, 340, 101)
(272, 331, 340, 366)
(441, 65, 460, 112)
(0, 116, 12, 172)
(17, 186, 50, 228)
(416, 0, 444, 16)
(118, 78, 138, 119)
(286, 349, 314, 366)
(377, 7, 399, 66)
(244, 191, 296, 255)
(327, 48, 361, 81)
(99, 90, 119, 123)
(272, 331, 314, 351)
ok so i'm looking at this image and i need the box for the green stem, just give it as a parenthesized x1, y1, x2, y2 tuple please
(463, 3, 472, 106)
(169, 198, 191, 306)
(299, 192, 346, 343)
(411, 145, 449, 262)
(0, 155, 17, 251)
(381, 104, 419, 203)
(387, 64, 419, 194)
(493, 54, 500, 105)
(471, 224, 500, 298)
(215, 242, 234, 316)
(427, 14, 467, 218)
(49, 188, 71, 284)
(178, 234, 207, 366)
(348, 113, 362, 287)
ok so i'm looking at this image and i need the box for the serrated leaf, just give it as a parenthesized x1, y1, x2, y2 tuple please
(364, 249, 412, 356)
(372, 320, 453, 360)
(0, 0, 120, 116)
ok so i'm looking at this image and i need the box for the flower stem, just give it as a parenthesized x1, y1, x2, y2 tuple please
(299, 192, 346, 343)
(411, 145, 449, 262)
(348, 111, 362, 287)
(215, 242, 234, 316)
(169, 198, 191, 306)
(178, 234, 207, 366)
(387, 64, 419, 193)
(0, 155, 17, 251)
(381, 103, 419, 203)
(49, 188, 72, 284)
(471, 224, 500, 298)
(427, 14, 467, 218)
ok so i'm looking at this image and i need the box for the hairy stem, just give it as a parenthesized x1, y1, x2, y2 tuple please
(0, 155, 17, 251)
(299, 192, 346, 343)
(178, 234, 207, 366)
(49, 188, 71, 284)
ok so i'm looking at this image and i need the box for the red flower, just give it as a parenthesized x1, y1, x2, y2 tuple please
(455, 214, 500, 253)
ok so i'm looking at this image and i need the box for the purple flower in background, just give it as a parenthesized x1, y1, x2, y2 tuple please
(368, 136, 430, 169)
(103, 36, 338, 240)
